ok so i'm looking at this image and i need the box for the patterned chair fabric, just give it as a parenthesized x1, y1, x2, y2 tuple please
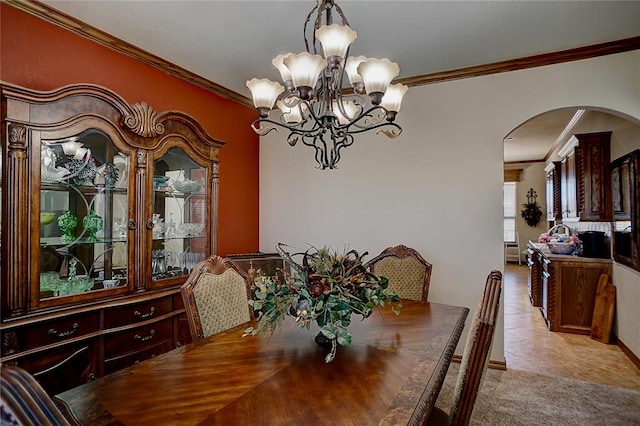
(365, 245, 432, 302)
(181, 255, 252, 342)
(1, 365, 79, 426)
(425, 270, 502, 426)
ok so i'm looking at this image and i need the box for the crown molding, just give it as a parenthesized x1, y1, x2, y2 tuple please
(4, 0, 254, 108)
(6, 0, 639, 105)
(396, 36, 640, 87)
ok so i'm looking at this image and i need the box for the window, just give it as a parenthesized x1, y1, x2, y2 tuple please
(504, 182, 517, 243)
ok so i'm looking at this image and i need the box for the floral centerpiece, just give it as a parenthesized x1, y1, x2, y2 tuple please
(244, 244, 402, 362)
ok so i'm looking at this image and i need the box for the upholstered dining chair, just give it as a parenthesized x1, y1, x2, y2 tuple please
(364, 244, 433, 302)
(424, 270, 503, 426)
(180, 255, 252, 342)
(1, 365, 80, 425)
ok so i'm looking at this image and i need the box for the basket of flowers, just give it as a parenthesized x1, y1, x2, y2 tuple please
(539, 225, 579, 255)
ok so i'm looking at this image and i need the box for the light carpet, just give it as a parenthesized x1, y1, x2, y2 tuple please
(435, 364, 640, 425)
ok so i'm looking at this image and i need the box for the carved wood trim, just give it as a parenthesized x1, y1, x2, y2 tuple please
(1, 331, 19, 356)
(123, 102, 165, 138)
(552, 163, 562, 221)
(2, 82, 225, 148)
(3, 123, 29, 316)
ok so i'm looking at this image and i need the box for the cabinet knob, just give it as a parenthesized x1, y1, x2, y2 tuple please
(128, 219, 137, 230)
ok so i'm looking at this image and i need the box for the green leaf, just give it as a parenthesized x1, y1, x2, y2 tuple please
(337, 333, 352, 346)
(321, 324, 339, 340)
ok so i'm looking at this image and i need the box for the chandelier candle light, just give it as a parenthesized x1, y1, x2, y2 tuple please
(246, 0, 408, 169)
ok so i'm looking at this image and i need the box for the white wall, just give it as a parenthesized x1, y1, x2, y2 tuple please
(260, 51, 640, 362)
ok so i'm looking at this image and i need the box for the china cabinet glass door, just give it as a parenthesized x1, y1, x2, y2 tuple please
(38, 129, 131, 302)
(151, 147, 208, 284)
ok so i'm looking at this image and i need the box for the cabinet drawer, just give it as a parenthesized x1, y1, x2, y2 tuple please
(1, 312, 100, 355)
(104, 296, 173, 329)
(104, 340, 174, 375)
(104, 318, 172, 358)
(14, 339, 99, 395)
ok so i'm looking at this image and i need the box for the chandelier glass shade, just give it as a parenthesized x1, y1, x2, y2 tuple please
(246, 0, 408, 169)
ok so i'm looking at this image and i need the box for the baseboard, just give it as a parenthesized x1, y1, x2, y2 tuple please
(451, 354, 507, 371)
(613, 334, 640, 370)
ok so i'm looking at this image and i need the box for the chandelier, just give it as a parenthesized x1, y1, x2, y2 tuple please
(246, 0, 408, 170)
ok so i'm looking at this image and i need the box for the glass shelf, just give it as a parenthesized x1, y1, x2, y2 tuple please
(39, 129, 130, 301)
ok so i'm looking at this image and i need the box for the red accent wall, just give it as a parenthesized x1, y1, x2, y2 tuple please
(0, 3, 259, 256)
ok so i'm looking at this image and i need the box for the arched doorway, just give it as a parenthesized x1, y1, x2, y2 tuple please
(501, 107, 640, 386)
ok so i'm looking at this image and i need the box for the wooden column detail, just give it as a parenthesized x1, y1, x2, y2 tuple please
(134, 149, 147, 292)
(3, 124, 29, 316)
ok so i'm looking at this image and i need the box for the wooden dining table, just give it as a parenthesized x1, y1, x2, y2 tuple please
(57, 301, 469, 426)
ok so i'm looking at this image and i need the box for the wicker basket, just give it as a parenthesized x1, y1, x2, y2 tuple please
(547, 242, 576, 255)
(545, 224, 577, 255)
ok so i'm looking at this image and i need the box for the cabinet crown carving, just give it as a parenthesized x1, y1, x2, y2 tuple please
(123, 102, 165, 137)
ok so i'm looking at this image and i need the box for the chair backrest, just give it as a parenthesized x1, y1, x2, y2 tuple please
(448, 270, 502, 426)
(365, 245, 432, 302)
(1, 365, 79, 426)
(180, 255, 252, 342)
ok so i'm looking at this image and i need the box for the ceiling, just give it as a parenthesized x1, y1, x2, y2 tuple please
(38, 0, 640, 162)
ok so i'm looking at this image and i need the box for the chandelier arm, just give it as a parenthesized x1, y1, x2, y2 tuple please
(303, 1, 321, 53)
(331, 105, 388, 131)
(332, 44, 352, 117)
(328, 129, 354, 169)
(331, 1, 350, 26)
(251, 116, 324, 136)
(349, 121, 402, 137)
(300, 133, 330, 169)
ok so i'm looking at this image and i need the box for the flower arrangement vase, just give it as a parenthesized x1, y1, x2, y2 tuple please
(314, 331, 334, 348)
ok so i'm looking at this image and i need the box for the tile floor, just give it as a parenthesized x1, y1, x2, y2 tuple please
(503, 262, 640, 390)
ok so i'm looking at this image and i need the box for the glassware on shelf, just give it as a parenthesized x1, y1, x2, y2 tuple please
(40, 212, 57, 226)
(96, 162, 119, 188)
(112, 218, 128, 239)
(165, 213, 176, 238)
(171, 179, 204, 194)
(102, 279, 119, 289)
(83, 210, 103, 242)
(153, 175, 171, 191)
(152, 249, 169, 279)
(184, 252, 205, 272)
(57, 211, 78, 243)
(176, 222, 204, 237)
(152, 214, 165, 239)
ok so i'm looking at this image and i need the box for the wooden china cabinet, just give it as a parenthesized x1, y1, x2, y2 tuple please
(0, 83, 224, 395)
